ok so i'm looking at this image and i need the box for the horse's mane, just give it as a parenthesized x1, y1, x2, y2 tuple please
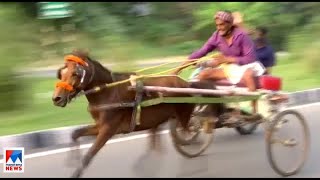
(86, 56, 136, 82)
(86, 56, 111, 74)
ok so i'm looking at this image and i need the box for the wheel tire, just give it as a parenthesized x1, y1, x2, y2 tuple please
(266, 109, 310, 177)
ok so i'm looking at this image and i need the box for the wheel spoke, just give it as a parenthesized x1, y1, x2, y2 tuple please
(270, 138, 298, 147)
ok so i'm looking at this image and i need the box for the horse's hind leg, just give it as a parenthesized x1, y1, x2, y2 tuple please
(175, 104, 195, 131)
(149, 126, 162, 153)
(71, 118, 121, 178)
(71, 124, 99, 141)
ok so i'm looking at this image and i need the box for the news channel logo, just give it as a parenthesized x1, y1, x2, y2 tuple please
(3, 147, 24, 173)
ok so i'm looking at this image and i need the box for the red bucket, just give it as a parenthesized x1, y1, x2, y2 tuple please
(259, 75, 282, 91)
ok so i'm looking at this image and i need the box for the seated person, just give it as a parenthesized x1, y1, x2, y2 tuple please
(171, 10, 263, 120)
(255, 26, 276, 75)
(232, 12, 276, 74)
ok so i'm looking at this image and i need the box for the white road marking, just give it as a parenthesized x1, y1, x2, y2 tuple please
(0, 130, 169, 164)
(284, 102, 320, 110)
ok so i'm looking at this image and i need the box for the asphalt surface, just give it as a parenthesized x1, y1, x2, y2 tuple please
(0, 104, 319, 178)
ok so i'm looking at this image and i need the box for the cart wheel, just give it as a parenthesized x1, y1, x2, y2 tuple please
(170, 114, 214, 158)
(172, 104, 211, 145)
(235, 110, 259, 135)
(266, 109, 310, 177)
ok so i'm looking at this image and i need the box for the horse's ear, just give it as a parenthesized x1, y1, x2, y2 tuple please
(82, 49, 89, 57)
(72, 48, 89, 58)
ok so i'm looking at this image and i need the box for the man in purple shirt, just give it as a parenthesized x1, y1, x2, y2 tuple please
(172, 10, 261, 119)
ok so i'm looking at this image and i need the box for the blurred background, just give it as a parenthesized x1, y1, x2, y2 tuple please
(0, 2, 319, 136)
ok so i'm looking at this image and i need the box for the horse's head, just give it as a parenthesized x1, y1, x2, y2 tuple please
(52, 49, 94, 107)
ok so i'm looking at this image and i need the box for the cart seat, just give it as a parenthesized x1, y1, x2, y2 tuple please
(215, 75, 282, 91)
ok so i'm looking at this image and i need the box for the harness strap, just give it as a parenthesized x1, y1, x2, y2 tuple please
(80, 54, 219, 96)
(86, 80, 144, 134)
(88, 102, 136, 111)
(130, 79, 144, 132)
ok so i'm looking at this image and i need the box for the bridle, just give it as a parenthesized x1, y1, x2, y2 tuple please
(56, 54, 95, 99)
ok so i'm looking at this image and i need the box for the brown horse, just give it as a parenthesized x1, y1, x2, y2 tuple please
(52, 49, 225, 178)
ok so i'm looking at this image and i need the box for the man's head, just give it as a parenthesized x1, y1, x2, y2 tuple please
(214, 10, 234, 37)
(255, 26, 268, 48)
(256, 26, 268, 38)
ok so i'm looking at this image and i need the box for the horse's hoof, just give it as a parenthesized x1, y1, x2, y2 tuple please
(66, 157, 81, 167)
(71, 169, 82, 178)
(70, 173, 80, 178)
(65, 151, 81, 167)
(149, 144, 163, 154)
(155, 148, 163, 155)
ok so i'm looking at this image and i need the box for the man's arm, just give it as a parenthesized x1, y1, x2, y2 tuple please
(232, 12, 255, 36)
(188, 33, 217, 60)
(225, 34, 257, 65)
(172, 33, 217, 75)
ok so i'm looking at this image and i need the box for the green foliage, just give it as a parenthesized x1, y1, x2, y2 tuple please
(6, 2, 320, 61)
(72, 2, 126, 38)
(0, 3, 39, 112)
(0, 2, 317, 69)
(287, 15, 320, 74)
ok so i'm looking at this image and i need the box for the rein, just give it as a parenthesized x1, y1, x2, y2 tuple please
(78, 54, 219, 96)
(57, 53, 219, 97)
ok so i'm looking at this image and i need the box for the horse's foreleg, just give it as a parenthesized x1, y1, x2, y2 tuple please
(66, 124, 99, 167)
(71, 122, 119, 178)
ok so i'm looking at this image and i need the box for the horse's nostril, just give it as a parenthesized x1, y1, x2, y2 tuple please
(53, 96, 62, 102)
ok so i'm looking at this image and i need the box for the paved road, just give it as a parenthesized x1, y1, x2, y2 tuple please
(0, 104, 319, 178)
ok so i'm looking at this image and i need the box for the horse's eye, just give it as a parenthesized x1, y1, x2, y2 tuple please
(74, 67, 83, 77)
(57, 69, 62, 80)
(57, 66, 66, 80)
(72, 72, 78, 77)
